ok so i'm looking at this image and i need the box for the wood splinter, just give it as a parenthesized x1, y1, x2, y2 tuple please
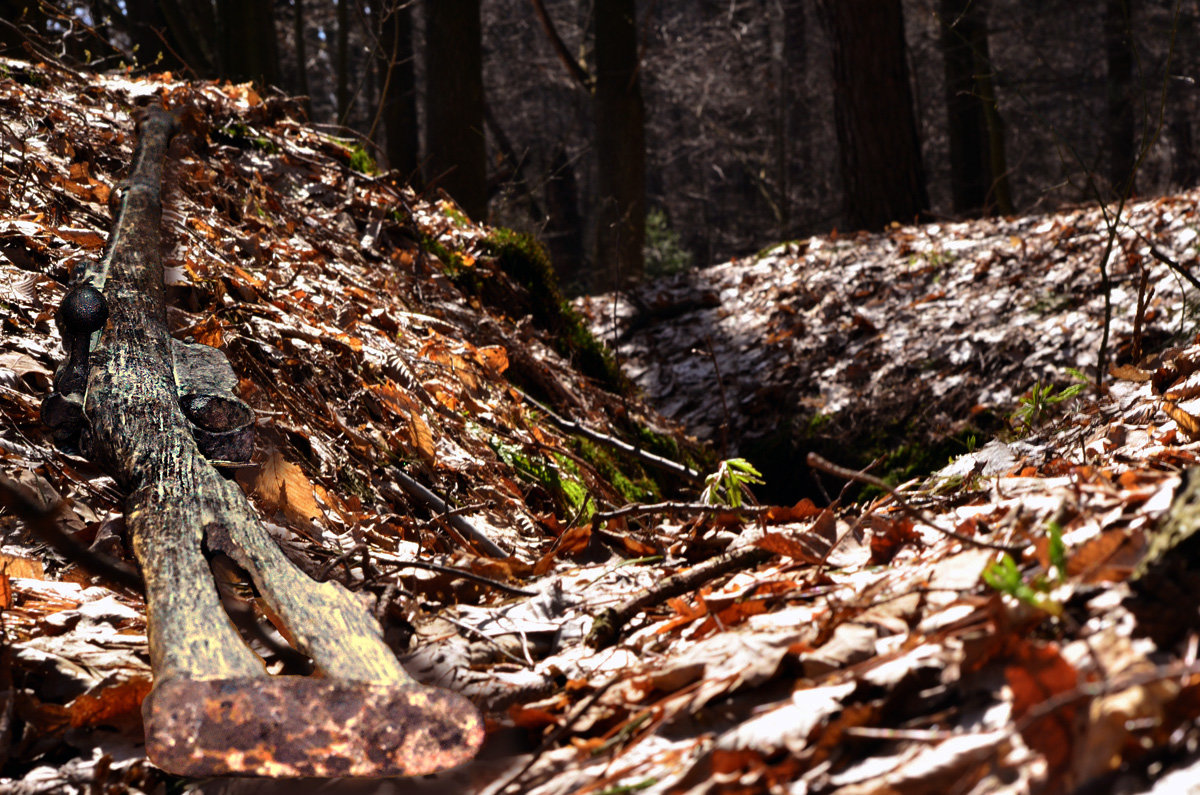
(42, 107, 482, 777)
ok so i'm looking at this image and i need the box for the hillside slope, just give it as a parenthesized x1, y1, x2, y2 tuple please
(579, 198, 1200, 502)
(5, 60, 1200, 795)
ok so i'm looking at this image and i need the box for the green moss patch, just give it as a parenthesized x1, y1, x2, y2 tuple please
(478, 228, 631, 395)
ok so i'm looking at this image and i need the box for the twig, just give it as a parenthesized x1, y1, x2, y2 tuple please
(806, 453, 1027, 553)
(437, 612, 534, 668)
(586, 544, 773, 649)
(391, 468, 508, 558)
(1134, 229, 1200, 291)
(592, 500, 771, 526)
(519, 389, 700, 481)
(374, 555, 536, 597)
(0, 477, 142, 591)
(526, 0, 593, 90)
(701, 336, 731, 459)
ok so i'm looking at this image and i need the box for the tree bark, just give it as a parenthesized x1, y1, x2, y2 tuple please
(817, 0, 929, 231)
(292, 0, 312, 117)
(423, 0, 488, 220)
(377, 0, 419, 177)
(1106, 0, 1137, 196)
(336, 0, 351, 123)
(214, 0, 279, 86)
(594, 0, 646, 286)
(940, 0, 1012, 216)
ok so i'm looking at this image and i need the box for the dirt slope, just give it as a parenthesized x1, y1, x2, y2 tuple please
(579, 199, 1200, 502)
(4, 60, 1200, 795)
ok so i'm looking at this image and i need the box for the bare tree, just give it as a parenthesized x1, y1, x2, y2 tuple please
(818, 0, 929, 230)
(423, 0, 487, 219)
(940, 0, 1012, 215)
(594, 0, 646, 285)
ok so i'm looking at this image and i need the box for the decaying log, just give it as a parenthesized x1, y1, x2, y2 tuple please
(42, 108, 481, 777)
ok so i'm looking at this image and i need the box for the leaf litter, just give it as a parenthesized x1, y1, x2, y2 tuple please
(2, 59, 1200, 794)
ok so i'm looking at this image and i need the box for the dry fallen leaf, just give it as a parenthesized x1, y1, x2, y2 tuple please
(254, 449, 323, 523)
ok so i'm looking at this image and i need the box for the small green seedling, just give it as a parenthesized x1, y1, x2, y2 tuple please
(982, 521, 1066, 615)
(1011, 368, 1088, 434)
(700, 458, 764, 508)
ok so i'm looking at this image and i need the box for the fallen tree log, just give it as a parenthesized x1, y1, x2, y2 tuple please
(41, 107, 482, 777)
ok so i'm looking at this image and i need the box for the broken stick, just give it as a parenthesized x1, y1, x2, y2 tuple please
(42, 108, 481, 777)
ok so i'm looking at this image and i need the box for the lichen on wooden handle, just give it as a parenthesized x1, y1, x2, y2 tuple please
(67, 107, 481, 777)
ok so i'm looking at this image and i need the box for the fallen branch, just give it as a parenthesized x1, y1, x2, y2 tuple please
(586, 544, 772, 649)
(519, 389, 701, 482)
(391, 468, 508, 558)
(41, 108, 481, 777)
(806, 453, 1027, 553)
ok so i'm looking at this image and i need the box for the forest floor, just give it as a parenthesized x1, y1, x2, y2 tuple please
(3, 60, 1200, 795)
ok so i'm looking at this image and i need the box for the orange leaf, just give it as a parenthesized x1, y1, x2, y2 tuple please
(191, 315, 225, 348)
(1006, 640, 1077, 783)
(255, 450, 323, 523)
(474, 345, 509, 375)
(68, 677, 152, 728)
(1163, 399, 1200, 441)
(54, 227, 105, 249)
(764, 499, 821, 524)
(509, 704, 559, 730)
(406, 408, 437, 464)
(533, 525, 592, 575)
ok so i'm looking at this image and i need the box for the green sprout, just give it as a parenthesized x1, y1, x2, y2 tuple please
(982, 521, 1066, 615)
(700, 458, 764, 509)
(1011, 368, 1088, 434)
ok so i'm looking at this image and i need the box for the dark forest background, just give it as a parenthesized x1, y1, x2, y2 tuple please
(1, 0, 1192, 292)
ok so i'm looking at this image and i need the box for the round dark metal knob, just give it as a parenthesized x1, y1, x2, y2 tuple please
(60, 283, 109, 334)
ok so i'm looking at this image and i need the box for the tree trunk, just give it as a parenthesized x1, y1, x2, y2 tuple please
(336, 0, 351, 123)
(817, 0, 929, 231)
(776, 0, 807, 240)
(292, 0, 312, 117)
(545, 144, 586, 287)
(423, 0, 488, 220)
(940, 0, 1012, 216)
(377, 0, 418, 177)
(1169, 0, 1198, 189)
(216, 0, 279, 86)
(1106, 0, 1137, 196)
(594, 0, 646, 286)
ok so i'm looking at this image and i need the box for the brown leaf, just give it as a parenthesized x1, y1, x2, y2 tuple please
(255, 450, 323, 524)
(0, 552, 45, 580)
(1110, 363, 1153, 382)
(866, 515, 920, 564)
(1006, 639, 1078, 784)
(752, 529, 825, 564)
(1162, 399, 1200, 441)
(68, 677, 152, 729)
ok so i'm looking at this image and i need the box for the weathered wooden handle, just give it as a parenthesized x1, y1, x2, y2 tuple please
(67, 107, 481, 777)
